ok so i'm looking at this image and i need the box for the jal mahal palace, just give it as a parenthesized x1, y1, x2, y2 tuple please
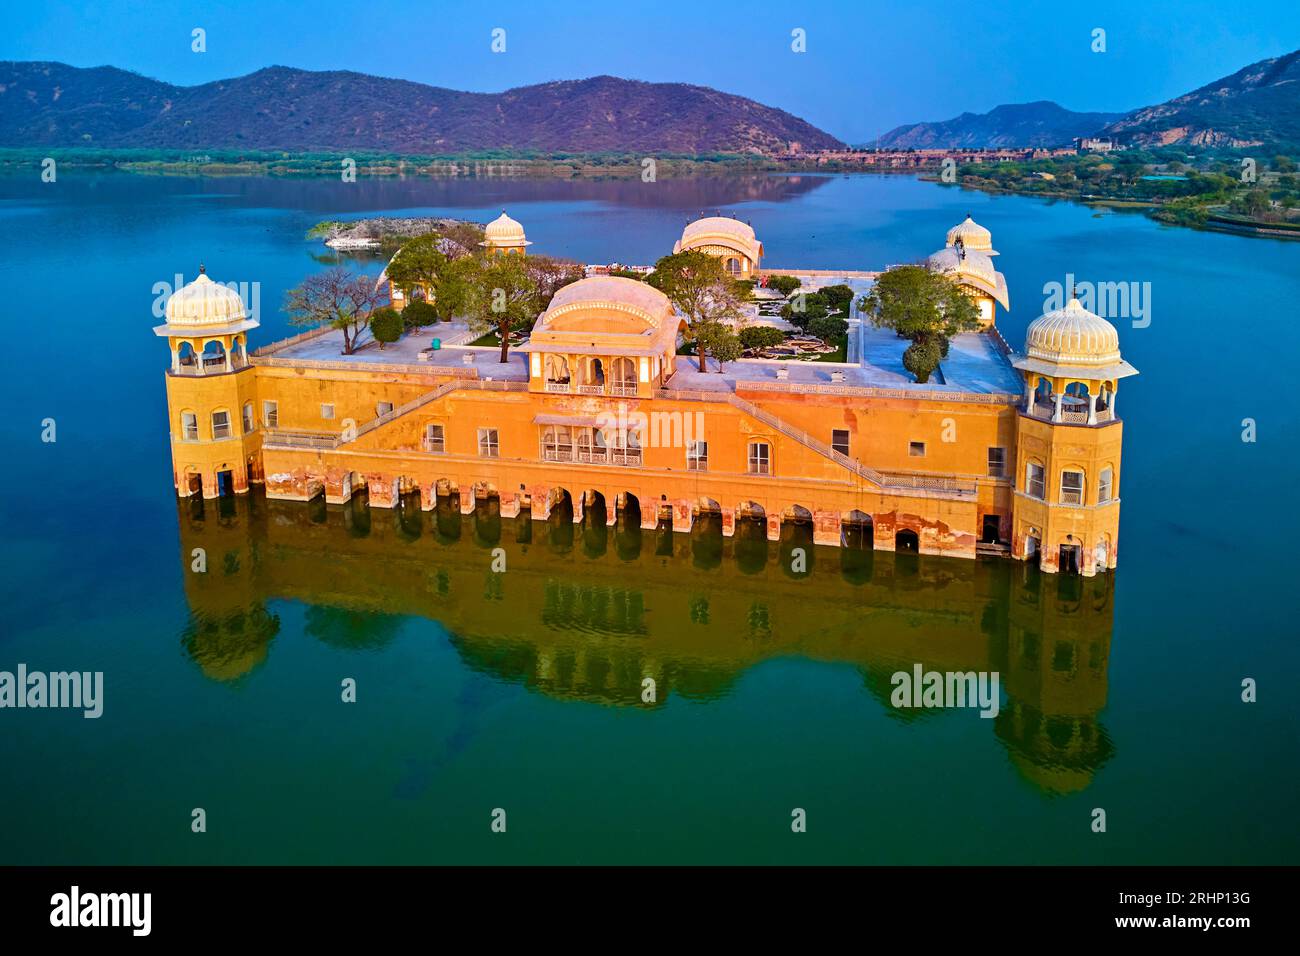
(153, 213, 1138, 576)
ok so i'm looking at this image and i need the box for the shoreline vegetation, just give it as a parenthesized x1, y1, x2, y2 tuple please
(6, 144, 1299, 239)
(934, 147, 1300, 240)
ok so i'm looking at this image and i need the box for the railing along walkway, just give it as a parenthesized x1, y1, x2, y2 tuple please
(660, 388, 976, 498)
(263, 379, 526, 450)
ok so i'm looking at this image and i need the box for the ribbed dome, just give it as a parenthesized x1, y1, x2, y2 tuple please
(484, 211, 526, 241)
(1024, 299, 1122, 366)
(165, 272, 247, 327)
(929, 246, 996, 286)
(946, 215, 995, 253)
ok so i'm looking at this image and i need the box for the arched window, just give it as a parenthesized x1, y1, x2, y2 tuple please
(1098, 467, 1114, 503)
(544, 354, 570, 383)
(724, 257, 742, 276)
(1060, 468, 1085, 505)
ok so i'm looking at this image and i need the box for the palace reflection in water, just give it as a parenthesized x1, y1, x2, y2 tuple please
(176, 489, 1116, 795)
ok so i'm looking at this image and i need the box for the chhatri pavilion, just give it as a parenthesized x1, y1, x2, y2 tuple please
(155, 213, 1136, 576)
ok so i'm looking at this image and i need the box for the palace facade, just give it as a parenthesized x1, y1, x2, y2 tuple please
(154, 214, 1137, 576)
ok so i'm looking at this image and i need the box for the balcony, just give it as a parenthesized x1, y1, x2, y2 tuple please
(1025, 397, 1115, 426)
(544, 379, 639, 397)
(172, 353, 249, 376)
(541, 443, 642, 467)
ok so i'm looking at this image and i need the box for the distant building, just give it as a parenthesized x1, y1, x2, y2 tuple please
(1075, 137, 1118, 152)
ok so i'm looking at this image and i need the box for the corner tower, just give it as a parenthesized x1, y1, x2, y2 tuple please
(927, 214, 1008, 328)
(152, 267, 261, 498)
(1009, 295, 1137, 575)
(479, 211, 531, 257)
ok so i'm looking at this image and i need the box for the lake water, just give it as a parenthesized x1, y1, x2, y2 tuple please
(0, 171, 1296, 864)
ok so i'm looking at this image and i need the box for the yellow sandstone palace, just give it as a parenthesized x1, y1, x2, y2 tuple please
(154, 213, 1137, 576)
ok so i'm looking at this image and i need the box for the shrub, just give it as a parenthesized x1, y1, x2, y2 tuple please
(767, 275, 801, 296)
(401, 300, 437, 330)
(739, 326, 786, 350)
(369, 308, 403, 349)
(807, 316, 849, 343)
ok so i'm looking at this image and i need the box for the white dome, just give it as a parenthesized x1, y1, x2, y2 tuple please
(1024, 298, 1122, 367)
(165, 271, 247, 328)
(946, 215, 996, 254)
(483, 211, 527, 243)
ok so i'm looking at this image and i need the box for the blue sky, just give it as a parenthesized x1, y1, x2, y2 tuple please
(3, 0, 1295, 142)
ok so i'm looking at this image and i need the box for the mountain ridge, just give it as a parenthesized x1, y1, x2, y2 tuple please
(0, 61, 844, 154)
(876, 101, 1124, 149)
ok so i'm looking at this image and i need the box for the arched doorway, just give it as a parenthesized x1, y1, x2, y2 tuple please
(895, 528, 920, 552)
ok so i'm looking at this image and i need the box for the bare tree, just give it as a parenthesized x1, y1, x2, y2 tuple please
(285, 267, 384, 355)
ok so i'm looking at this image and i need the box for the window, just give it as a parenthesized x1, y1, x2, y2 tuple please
(1026, 462, 1046, 500)
(1060, 470, 1085, 505)
(832, 429, 850, 456)
(181, 412, 199, 442)
(1098, 467, 1114, 503)
(987, 447, 1006, 477)
(211, 410, 231, 440)
(909, 441, 926, 457)
(687, 440, 708, 471)
(477, 427, 499, 458)
(376, 401, 394, 417)
(242, 403, 254, 434)
(748, 441, 771, 475)
(425, 423, 445, 454)
(262, 400, 278, 428)
(321, 404, 335, 420)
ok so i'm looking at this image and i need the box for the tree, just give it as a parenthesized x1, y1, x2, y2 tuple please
(285, 267, 384, 355)
(780, 291, 828, 330)
(369, 308, 402, 349)
(647, 251, 746, 372)
(523, 255, 585, 311)
(857, 265, 980, 384)
(462, 254, 540, 363)
(400, 299, 437, 331)
(807, 315, 848, 343)
(695, 320, 743, 371)
(767, 275, 801, 296)
(739, 326, 786, 351)
(385, 234, 449, 304)
(820, 283, 855, 315)
(429, 255, 477, 322)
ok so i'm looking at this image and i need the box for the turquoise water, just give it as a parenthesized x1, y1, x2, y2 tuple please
(0, 171, 1297, 864)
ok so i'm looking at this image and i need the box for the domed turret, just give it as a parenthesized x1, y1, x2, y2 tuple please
(1016, 297, 1136, 383)
(1008, 287, 1139, 577)
(672, 215, 763, 276)
(928, 216, 1008, 326)
(479, 210, 531, 255)
(946, 214, 996, 255)
(159, 268, 253, 331)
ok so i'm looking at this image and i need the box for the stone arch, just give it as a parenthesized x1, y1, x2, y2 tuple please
(842, 510, 874, 549)
(696, 496, 722, 515)
(895, 528, 920, 552)
(784, 504, 813, 524)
